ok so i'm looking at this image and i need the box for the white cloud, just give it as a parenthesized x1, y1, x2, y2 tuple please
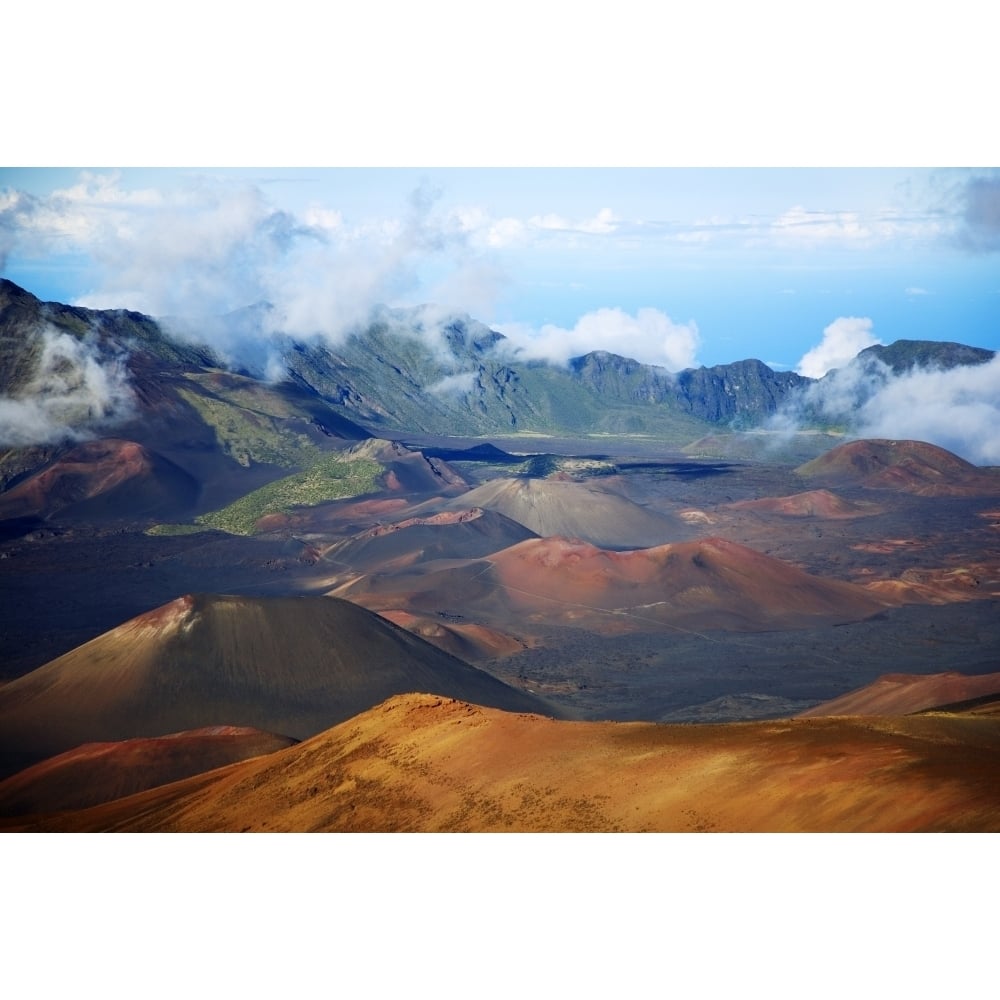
(772, 205, 870, 245)
(496, 307, 700, 370)
(528, 207, 619, 235)
(905, 286, 929, 296)
(3, 172, 508, 361)
(795, 316, 882, 378)
(1, 172, 167, 266)
(302, 205, 343, 232)
(0, 325, 136, 446)
(427, 371, 478, 397)
(852, 355, 1000, 465)
(758, 204, 945, 252)
(486, 216, 526, 247)
(772, 349, 1000, 466)
(424, 257, 509, 325)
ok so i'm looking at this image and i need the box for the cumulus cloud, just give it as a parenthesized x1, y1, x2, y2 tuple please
(1, 172, 163, 272)
(0, 325, 137, 446)
(795, 316, 883, 378)
(495, 307, 700, 371)
(485, 216, 527, 247)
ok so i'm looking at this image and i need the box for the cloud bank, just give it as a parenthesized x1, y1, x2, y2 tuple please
(495, 307, 700, 371)
(0, 325, 137, 446)
(774, 341, 1000, 466)
(849, 356, 1000, 465)
(1, 173, 490, 358)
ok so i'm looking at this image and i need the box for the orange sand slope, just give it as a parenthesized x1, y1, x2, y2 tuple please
(16, 694, 1000, 833)
(798, 671, 1000, 718)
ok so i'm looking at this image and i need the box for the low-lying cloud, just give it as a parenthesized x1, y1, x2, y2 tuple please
(850, 356, 1000, 465)
(495, 307, 701, 371)
(1, 173, 488, 364)
(3, 174, 709, 381)
(426, 371, 479, 397)
(773, 347, 1000, 466)
(0, 325, 137, 446)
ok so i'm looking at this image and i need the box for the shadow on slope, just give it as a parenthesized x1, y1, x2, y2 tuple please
(433, 476, 687, 549)
(0, 593, 561, 778)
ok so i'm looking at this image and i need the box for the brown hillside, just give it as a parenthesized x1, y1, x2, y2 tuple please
(0, 438, 197, 520)
(0, 726, 297, 816)
(798, 671, 1000, 718)
(725, 489, 878, 518)
(863, 561, 1000, 605)
(334, 535, 888, 634)
(796, 439, 1000, 496)
(15, 693, 1000, 832)
(255, 496, 412, 534)
(377, 610, 527, 661)
(0, 594, 559, 772)
(487, 536, 888, 630)
(344, 438, 468, 493)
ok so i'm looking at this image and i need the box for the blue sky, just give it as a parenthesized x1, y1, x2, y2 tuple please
(2, 167, 998, 372)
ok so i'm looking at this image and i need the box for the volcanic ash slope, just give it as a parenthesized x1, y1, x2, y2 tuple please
(441, 476, 684, 549)
(0, 594, 558, 769)
(321, 507, 538, 575)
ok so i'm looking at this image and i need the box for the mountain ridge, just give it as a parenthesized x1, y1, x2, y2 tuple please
(3, 278, 996, 519)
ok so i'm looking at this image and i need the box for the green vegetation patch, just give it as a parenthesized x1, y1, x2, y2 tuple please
(144, 523, 214, 537)
(177, 385, 320, 468)
(519, 455, 618, 478)
(194, 453, 383, 535)
(182, 371, 302, 419)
